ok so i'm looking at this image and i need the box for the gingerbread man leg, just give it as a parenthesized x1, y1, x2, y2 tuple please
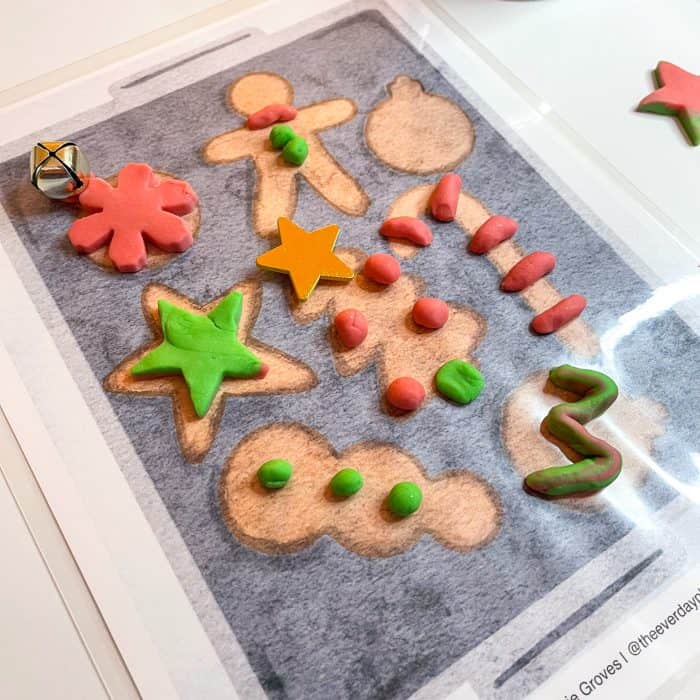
(253, 155, 298, 238)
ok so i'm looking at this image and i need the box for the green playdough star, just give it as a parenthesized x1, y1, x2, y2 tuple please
(131, 291, 263, 417)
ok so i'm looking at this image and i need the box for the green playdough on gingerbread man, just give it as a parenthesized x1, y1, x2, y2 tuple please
(131, 291, 264, 417)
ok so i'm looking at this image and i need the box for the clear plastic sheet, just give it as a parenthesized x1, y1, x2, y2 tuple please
(0, 1, 697, 698)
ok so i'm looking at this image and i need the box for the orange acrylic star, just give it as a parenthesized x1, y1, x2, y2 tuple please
(256, 217, 354, 300)
(638, 61, 700, 146)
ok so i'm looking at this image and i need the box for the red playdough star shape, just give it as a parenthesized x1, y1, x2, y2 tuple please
(68, 163, 198, 272)
(638, 61, 700, 146)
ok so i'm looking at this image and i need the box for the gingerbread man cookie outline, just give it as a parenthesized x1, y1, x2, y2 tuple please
(203, 72, 370, 238)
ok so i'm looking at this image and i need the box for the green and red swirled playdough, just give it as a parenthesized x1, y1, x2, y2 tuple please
(525, 365, 622, 497)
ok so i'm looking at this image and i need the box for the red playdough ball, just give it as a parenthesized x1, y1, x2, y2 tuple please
(334, 309, 368, 348)
(412, 297, 449, 329)
(363, 253, 401, 285)
(386, 377, 426, 411)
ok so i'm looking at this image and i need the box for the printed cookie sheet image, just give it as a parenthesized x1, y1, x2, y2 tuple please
(0, 4, 698, 699)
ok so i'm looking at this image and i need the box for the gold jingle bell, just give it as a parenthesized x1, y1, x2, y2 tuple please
(30, 141, 89, 200)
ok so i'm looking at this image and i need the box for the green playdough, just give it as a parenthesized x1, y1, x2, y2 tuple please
(131, 291, 262, 417)
(269, 125, 308, 165)
(282, 136, 309, 166)
(387, 481, 422, 517)
(270, 124, 295, 150)
(330, 468, 363, 497)
(435, 359, 484, 405)
(257, 459, 293, 489)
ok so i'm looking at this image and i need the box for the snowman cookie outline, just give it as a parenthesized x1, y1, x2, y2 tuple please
(203, 72, 370, 238)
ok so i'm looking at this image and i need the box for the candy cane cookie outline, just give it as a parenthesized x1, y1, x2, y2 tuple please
(525, 365, 622, 498)
(385, 183, 599, 357)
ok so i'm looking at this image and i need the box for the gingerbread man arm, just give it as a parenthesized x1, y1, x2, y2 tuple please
(202, 128, 260, 164)
(294, 99, 357, 131)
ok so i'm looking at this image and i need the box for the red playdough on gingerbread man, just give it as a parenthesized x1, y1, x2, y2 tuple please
(68, 162, 198, 273)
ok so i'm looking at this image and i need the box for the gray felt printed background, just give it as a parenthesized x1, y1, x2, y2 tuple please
(0, 7, 699, 700)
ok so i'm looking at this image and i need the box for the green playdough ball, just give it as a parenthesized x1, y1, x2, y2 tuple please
(330, 468, 364, 497)
(257, 459, 293, 489)
(282, 136, 309, 166)
(269, 124, 295, 150)
(387, 481, 422, 517)
(435, 359, 484, 405)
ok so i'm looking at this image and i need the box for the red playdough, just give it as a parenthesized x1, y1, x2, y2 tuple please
(430, 173, 461, 222)
(257, 363, 270, 379)
(68, 163, 197, 273)
(363, 253, 401, 285)
(334, 309, 369, 348)
(469, 215, 518, 254)
(501, 252, 557, 292)
(531, 295, 587, 334)
(246, 104, 298, 130)
(412, 298, 449, 329)
(386, 377, 426, 411)
(380, 217, 433, 246)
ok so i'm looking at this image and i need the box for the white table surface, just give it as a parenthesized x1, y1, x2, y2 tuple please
(1, 0, 698, 697)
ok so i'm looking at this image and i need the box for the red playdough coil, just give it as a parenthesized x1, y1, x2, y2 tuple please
(412, 298, 450, 329)
(363, 253, 401, 285)
(380, 217, 433, 246)
(469, 215, 518, 254)
(386, 377, 426, 411)
(334, 309, 369, 348)
(430, 173, 462, 222)
(246, 104, 298, 130)
(531, 295, 587, 334)
(501, 251, 557, 292)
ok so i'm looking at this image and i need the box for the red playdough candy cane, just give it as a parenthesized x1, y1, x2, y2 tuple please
(380, 217, 433, 246)
(430, 173, 462, 222)
(246, 104, 298, 130)
(531, 294, 587, 334)
(501, 251, 557, 292)
(469, 215, 518, 254)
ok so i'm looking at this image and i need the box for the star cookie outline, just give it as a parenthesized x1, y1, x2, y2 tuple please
(104, 282, 317, 462)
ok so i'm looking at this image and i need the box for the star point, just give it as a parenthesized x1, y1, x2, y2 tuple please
(256, 217, 354, 300)
(638, 61, 700, 146)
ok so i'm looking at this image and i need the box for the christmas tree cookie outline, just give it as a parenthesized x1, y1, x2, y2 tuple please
(104, 282, 317, 462)
(290, 247, 486, 417)
(220, 423, 502, 557)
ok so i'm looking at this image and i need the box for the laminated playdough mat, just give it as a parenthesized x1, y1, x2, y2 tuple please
(0, 2, 698, 699)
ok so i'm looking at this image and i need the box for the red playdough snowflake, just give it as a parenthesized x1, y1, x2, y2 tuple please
(68, 163, 198, 272)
